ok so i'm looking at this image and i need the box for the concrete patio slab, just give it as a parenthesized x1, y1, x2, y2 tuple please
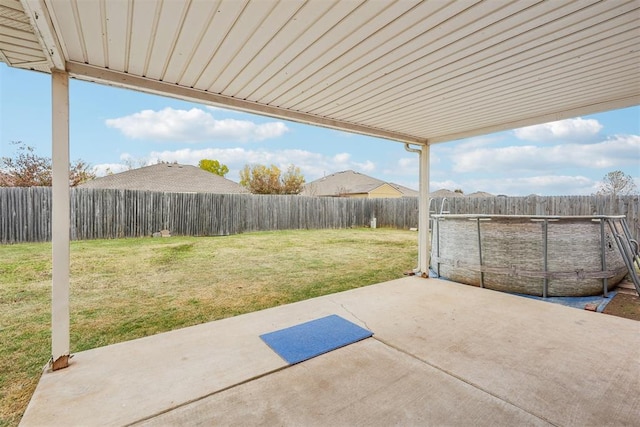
(138, 339, 549, 427)
(20, 277, 640, 426)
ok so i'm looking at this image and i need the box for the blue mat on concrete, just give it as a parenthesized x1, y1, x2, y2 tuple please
(260, 314, 373, 365)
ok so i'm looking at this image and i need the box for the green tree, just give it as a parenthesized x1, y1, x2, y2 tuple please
(198, 159, 229, 177)
(239, 164, 305, 194)
(596, 170, 637, 197)
(0, 141, 96, 187)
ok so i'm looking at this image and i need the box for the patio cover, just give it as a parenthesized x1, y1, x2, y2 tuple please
(1, 0, 639, 369)
(2, 0, 639, 143)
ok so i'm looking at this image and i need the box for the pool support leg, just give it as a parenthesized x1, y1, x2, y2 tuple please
(600, 219, 608, 297)
(476, 218, 484, 288)
(542, 219, 548, 298)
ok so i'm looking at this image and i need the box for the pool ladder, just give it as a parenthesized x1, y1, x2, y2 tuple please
(605, 217, 640, 296)
(428, 198, 450, 231)
(427, 198, 449, 277)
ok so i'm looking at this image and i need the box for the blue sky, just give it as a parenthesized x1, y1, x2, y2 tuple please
(1, 63, 638, 196)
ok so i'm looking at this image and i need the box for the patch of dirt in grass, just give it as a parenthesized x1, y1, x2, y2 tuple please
(603, 293, 640, 321)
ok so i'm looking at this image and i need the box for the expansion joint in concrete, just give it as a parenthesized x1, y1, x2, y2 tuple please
(372, 337, 559, 427)
(125, 365, 290, 426)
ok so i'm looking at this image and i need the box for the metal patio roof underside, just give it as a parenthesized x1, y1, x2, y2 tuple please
(2, 0, 640, 144)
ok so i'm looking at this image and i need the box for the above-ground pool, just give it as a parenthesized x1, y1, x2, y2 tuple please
(430, 215, 628, 297)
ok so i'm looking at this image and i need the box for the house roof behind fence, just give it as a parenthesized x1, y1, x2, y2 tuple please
(429, 189, 465, 198)
(303, 170, 418, 197)
(388, 183, 419, 198)
(467, 191, 496, 198)
(78, 163, 248, 194)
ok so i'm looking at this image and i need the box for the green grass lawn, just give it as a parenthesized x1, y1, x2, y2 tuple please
(0, 228, 417, 426)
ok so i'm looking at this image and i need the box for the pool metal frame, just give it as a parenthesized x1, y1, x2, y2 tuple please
(430, 214, 638, 297)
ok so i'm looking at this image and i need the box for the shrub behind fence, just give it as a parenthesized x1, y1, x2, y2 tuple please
(0, 188, 637, 243)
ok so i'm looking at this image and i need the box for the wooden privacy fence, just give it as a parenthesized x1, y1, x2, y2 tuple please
(0, 188, 418, 243)
(0, 188, 638, 243)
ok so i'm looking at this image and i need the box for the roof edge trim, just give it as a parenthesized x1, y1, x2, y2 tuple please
(21, 0, 64, 70)
(65, 62, 427, 145)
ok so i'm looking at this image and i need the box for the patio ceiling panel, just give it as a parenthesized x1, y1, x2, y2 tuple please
(161, 0, 233, 85)
(409, 49, 640, 135)
(171, 0, 253, 89)
(190, 0, 293, 93)
(73, 0, 106, 67)
(288, 0, 538, 115)
(219, 1, 335, 97)
(125, 1, 160, 77)
(45, 0, 86, 64)
(328, 1, 639, 130)
(102, 0, 128, 72)
(0, 0, 49, 71)
(401, 35, 640, 124)
(210, 1, 311, 94)
(244, 0, 419, 105)
(141, 1, 191, 82)
(219, 0, 366, 99)
(383, 40, 640, 136)
(2, 0, 639, 144)
(320, 1, 610, 119)
(426, 80, 637, 141)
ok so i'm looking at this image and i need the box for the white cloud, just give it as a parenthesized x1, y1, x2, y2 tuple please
(383, 156, 419, 176)
(454, 135, 505, 149)
(398, 157, 417, 169)
(424, 175, 598, 196)
(452, 134, 640, 173)
(105, 107, 288, 142)
(92, 163, 128, 176)
(332, 153, 351, 163)
(514, 117, 602, 142)
(464, 175, 596, 196)
(354, 160, 376, 172)
(430, 179, 463, 191)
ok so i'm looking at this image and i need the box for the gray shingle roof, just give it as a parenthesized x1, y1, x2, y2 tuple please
(467, 191, 495, 198)
(302, 170, 417, 197)
(429, 189, 464, 198)
(389, 183, 419, 197)
(78, 163, 248, 194)
(302, 170, 383, 196)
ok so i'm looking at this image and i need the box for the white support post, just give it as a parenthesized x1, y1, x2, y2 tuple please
(418, 144, 430, 275)
(51, 70, 70, 370)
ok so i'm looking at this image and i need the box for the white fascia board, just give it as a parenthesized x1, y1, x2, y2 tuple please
(21, 0, 65, 70)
